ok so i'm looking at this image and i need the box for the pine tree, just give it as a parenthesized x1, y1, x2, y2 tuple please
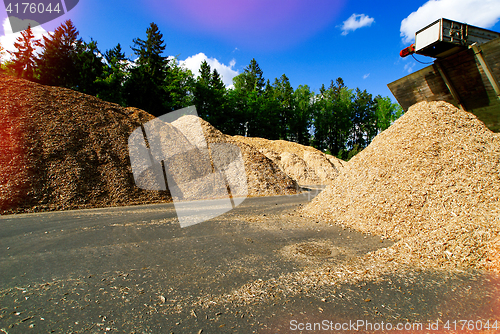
(233, 58, 265, 94)
(73, 39, 105, 95)
(8, 25, 39, 80)
(124, 22, 170, 116)
(193, 61, 228, 129)
(291, 85, 314, 145)
(36, 20, 80, 87)
(194, 60, 212, 119)
(131, 22, 167, 82)
(95, 43, 128, 105)
(273, 74, 294, 139)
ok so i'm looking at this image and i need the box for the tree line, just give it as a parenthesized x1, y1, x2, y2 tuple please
(0, 20, 403, 159)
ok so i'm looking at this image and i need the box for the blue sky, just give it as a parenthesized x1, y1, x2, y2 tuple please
(1, 0, 500, 100)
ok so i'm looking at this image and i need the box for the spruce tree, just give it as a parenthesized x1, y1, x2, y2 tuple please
(273, 74, 294, 140)
(95, 43, 128, 105)
(124, 22, 170, 116)
(193, 61, 228, 128)
(261, 79, 282, 139)
(8, 25, 38, 80)
(194, 60, 212, 119)
(73, 39, 105, 95)
(131, 22, 167, 81)
(246, 58, 265, 93)
(208, 68, 227, 129)
(36, 20, 80, 88)
(291, 85, 314, 145)
(233, 58, 265, 94)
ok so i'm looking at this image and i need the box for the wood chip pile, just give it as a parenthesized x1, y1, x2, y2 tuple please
(233, 136, 343, 185)
(172, 115, 299, 196)
(130, 112, 226, 202)
(303, 101, 500, 271)
(0, 75, 171, 213)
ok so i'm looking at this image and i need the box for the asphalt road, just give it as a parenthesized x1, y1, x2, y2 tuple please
(1, 189, 499, 333)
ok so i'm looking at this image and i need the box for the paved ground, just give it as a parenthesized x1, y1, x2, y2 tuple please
(1, 188, 499, 333)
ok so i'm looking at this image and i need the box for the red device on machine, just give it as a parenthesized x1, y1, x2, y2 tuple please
(400, 44, 415, 57)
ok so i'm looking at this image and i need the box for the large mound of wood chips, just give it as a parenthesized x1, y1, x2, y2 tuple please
(303, 101, 500, 271)
(234, 136, 343, 185)
(0, 75, 172, 213)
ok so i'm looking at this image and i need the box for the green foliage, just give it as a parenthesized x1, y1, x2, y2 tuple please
(350, 88, 376, 148)
(36, 20, 107, 96)
(194, 60, 217, 120)
(95, 43, 128, 105)
(338, 143, 363, 161)
(131, 22, 166, 80)
(163, 58, 195, 111)
(73, 39, 105, 96)
(233, 58, 264, 94)
(273, 74, 294, 139)
(259, 80, 282, 139)
(193, 60, 229, 132)
(374, 95, 404, 133)
(230, 58, 269, 137)
(313, 78, 353, 155)
(290, 85, 313, 145)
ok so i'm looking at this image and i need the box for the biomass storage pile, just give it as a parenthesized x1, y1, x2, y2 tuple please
(172, 115, 299, 196)
(0, 76, 298, 213)
(303, 101, 500, 271)
(234, 136, 343, 185)
(0, 75, 170, 213)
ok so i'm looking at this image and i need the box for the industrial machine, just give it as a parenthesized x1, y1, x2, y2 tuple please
(389, 18, 500, 132)
(400, 18, 500, 58)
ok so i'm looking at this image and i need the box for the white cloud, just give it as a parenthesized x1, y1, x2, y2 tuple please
(363, 73, 370, 79)
(401, 0, 500, 43)
(341, 14, 375, 35)
(404, 62, 416, 74)
(179, 53, 239, 88)
(0, 17, 50, 62)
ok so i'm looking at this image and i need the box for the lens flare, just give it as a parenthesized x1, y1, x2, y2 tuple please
(147, 0, 346, 50)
